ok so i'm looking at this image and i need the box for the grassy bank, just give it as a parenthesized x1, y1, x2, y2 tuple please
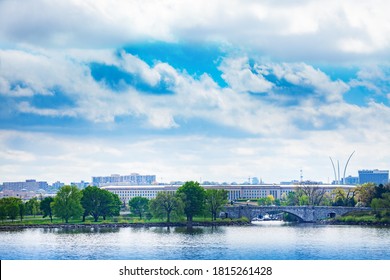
(0, 215, 251, 229)
(328, 210, 390, 226)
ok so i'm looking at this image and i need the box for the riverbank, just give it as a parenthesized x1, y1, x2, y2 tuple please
(0, 219, 252, 230)
(320, 219, 390, 227)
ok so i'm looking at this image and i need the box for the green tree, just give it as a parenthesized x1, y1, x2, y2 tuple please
(296, 185, 327, 206)
(52, 185, 84, 223)
(371, 193, 390, 209)
(298, 195, 309, 206)
(371, 192, 390, 219)
(205, 189, 228, 220)
(81, 186, 100, 222)
(25, 197, 40, 217)
(40, 197, 54, 222)
(0, 199, 7, 222)
(176, 181, 206, 223)
(129, 197, 149, 219)
(101, 192, 122, 220)
(282, 192, 298, 206)
(19, 202, 25, 221)
(355, 183, 376, 206)
(149, 191, 184, 223)
(258, 195, 275, 206)
(82, 187, 121, 222)
(332, 188, 347, 206)
(3, 197, 22, 222)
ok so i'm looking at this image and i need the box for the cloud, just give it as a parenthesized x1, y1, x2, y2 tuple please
(267, 63, 350, 102)
(1, 0, 390, 61)
(1, 47, 388, 137)
(218, 57, 274, 93)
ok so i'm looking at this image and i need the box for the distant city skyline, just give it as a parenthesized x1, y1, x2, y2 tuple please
(1, 167, 389, 186)
(1, 1, 390, 185)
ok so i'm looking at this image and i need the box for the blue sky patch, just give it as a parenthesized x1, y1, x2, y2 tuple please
(124, 42, 228, 87)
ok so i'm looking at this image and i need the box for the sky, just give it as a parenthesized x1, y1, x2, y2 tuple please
(0, 0, 390, 185)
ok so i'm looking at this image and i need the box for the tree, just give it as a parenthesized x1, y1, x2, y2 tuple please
(52, 185, 84, 223)
(149, 191, 184, 223)
(101, 192, 122, 220)
(81, 186, 106, 222)
(205, 189, 228, 220)
(371, 192, 390, 209)
(25, 197, 40, 217)
(373, 184, 390, 200)
(81, 186, 100, 222)
(129, 197, 149, 219)
(355, 183, 376, 206)
(19, 202, 25, 221)
(2, 197, 22, 222)
(283, 192, 298, 206)
(80, 186, 121, 222)
(40, 197, 54, 222)
(258, 195, 275, 206)
(296, 185, 327, 206)
(332, 188, 347, 206)
(176, 181, 206, 223)
(0, 199, 7, 222)
(332, 188, 356, 206)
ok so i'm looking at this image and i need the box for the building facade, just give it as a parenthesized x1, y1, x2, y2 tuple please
(358, 169, 389, 185)
(343, 176, 359, 185)
(2, 179, 49, 192)
(102, 184, 356, 205)
(92, 173, 156, 187)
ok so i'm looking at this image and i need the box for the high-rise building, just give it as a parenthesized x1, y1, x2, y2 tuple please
(358, 169, 389, 185)
(92, 173, 156, 187)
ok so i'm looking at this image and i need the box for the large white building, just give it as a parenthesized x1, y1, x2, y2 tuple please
(101, 184, 356, 204)
(92, 173, 156, 187)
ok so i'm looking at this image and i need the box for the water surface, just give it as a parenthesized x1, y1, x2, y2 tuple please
(0, 223, 389, 260)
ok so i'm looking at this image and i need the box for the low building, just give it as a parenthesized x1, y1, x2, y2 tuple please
(101, 184, 356, 205)
(2, 180, 49, 192)
(0, 189, 42, 201)
(92, 173, 156, 187)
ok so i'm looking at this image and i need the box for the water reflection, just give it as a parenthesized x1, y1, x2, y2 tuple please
(43, 227, 120, 234)
(0, 225, 389, 260)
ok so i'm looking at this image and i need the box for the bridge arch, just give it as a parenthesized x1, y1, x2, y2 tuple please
(224, 206, 370, 223)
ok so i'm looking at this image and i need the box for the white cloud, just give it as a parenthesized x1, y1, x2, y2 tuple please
(269, 62, 350, 102)
(1, 123, 389, 184)
(219, 57, 274, 93)
(1, 0, 390, 61)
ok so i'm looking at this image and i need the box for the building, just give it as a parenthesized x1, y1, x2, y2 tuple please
(92, 173, 156, 187)
(343, 176, 359, 185)
(2, 179, 49, 192)
(0, 189, 43, 201)
(71, 181, 90, 189)
(101, 184, 356, 205)
(358, 169, 389, 185)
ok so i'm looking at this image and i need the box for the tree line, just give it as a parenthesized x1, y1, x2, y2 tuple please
(257, 183, 390, 208)
(2, 182, 389, 223)
(129, 181, 228, 223)
(0, 181, 228, 224)
(0, 185, 122, 223)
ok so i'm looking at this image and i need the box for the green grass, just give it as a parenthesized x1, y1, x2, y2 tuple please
(0, 214, 248, 226)
(335, 210, 390, 224)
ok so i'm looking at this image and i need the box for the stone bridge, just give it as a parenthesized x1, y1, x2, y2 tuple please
(224, 205, 371, 222)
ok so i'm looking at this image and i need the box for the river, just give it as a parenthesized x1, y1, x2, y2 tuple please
(0, 222, 389, 260)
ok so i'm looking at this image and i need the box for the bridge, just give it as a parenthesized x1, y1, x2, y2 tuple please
(224, 205, 371, 222)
